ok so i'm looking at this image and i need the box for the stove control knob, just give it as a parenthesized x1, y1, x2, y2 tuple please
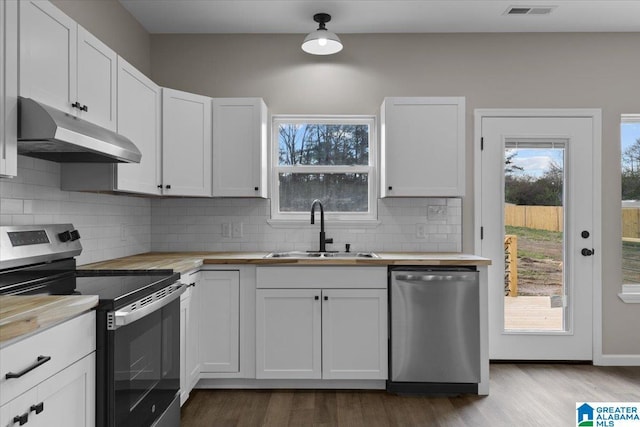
(70, 229, 81, 241)
(58, 231, 72, 242)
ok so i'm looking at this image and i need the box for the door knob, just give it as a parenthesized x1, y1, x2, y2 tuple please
(581, 248, 594, 256)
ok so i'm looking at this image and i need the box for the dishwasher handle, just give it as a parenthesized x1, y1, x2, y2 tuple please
(394, 273, 477, 283)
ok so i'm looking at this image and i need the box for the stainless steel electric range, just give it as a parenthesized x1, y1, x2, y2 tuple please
(0, 224, 184, 427)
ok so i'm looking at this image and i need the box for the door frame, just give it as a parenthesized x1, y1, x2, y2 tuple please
(473, 109, 602, 362)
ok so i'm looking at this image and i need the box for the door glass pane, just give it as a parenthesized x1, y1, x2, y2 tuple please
(503, 143, 565, 331)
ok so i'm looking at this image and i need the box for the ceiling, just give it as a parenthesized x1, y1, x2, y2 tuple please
(118, 1, 640, 34)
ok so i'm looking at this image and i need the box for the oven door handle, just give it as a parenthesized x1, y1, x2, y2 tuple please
(107, 283, 186, 330)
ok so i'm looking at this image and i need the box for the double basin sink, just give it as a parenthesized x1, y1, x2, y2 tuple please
(264, 251, 379, 259)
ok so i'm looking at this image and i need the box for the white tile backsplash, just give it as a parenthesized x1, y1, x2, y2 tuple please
(0, 156, 151, 265)
(1, 156, 462, 260)
(150, 198, 462, 253)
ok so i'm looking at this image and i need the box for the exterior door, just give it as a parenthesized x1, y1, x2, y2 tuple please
(477, 112, 600, 360)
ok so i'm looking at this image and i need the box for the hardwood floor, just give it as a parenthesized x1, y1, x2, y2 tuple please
(180, 364, 640, 426)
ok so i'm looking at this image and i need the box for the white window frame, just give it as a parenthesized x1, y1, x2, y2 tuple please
(270, 115, 377, 223)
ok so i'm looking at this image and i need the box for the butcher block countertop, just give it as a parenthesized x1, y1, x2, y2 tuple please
(79, 251, 491, 274)
(0, 295, 98, 347)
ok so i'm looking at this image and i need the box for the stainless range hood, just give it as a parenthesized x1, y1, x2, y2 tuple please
(18, 97, 141, 163)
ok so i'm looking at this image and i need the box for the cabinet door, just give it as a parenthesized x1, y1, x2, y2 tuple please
(76, 26, 116, 131)
(0, 387, 37, 427)
(199, 271, 239, 373)
(381, 97, 465, 197)
(162, 88, 212, 196)
(212, 98, 267, 197)
(184, 272, 200, 391)
(322, 289, 388, 380)
(0, 0, 17, 177)
(116, 57, 162, 194)
(179, 287, 190, 406)
(34, 353, 95, 427)
(20, 0, 76, 115)
(256, 289, 322, 379)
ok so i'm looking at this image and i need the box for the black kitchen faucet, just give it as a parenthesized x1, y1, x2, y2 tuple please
(310, 199, 333, 252)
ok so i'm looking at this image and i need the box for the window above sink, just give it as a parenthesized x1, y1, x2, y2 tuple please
(270, 115, 378, 223)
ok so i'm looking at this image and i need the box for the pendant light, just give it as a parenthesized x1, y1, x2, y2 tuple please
(301, 13, 343, 55)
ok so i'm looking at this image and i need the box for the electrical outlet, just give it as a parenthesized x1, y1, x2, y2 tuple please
(222, 223, 232, 238)
(416, 223, 427, 239)
(232, 222, 243, 238)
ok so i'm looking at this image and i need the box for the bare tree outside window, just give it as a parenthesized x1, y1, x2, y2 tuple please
(272, 118, 376, 220)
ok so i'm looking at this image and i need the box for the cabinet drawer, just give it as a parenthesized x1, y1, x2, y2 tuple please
(257, 266, 387, 289)
(0, 311, 95, 406)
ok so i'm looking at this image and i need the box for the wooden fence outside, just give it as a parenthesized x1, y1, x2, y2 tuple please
(506, 205, 640, 238)
(505, 204, 563, 232)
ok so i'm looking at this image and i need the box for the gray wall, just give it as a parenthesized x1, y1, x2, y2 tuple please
(50, 0, 151, 75)
(150, 32, 640, 355)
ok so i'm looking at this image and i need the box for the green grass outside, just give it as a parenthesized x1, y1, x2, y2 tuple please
(622, 239, 640, 283)
(505, 225, 563, 243)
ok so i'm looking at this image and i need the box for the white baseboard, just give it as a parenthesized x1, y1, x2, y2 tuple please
(594, 354, 640, 366)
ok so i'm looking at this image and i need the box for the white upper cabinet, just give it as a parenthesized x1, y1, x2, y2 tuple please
(20, 0, 116, 130)
(116, 57, 161, 194)
(380, 97, 466, 197)
(162, 88, 212, 197)
(212, 98, 268, 198)
(76, 26, 117, 131)
(0, 0, 18, 177)
(60, 57, 161, 195)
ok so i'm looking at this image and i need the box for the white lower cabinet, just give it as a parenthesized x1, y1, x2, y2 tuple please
(0, 354, 95, 427)
(199, 270, 240, 374)
(256, 283, 388, 380)
(256, 289, 322, 379)
(322, 289, 388, 380)
(180, 271, 201, 406)
(0, 312, 96, 427)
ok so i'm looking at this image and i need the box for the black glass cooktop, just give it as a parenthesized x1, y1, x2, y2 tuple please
(75, 270, 180, 309)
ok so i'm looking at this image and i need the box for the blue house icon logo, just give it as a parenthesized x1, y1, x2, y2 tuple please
(577, 403, 594, 426)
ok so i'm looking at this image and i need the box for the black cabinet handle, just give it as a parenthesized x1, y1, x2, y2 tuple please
(581, 248, 594, 256)
(188, 282, 196, 288)
(81, 104, 88, 112)
(388, 186, 393, 190)
(165, 185, 171, 189)
(157, 185, 163, 189)
(30, 402, 44, 415)
(71, 101, 82, 110)
(13, 413, 28, 426)
(5, 355, 51, 379)
(314, 296, 319, 300)
(324, 296, 328, 301)
(254, 187, 259, 191)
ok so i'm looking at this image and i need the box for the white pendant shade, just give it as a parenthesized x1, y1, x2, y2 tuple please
(301, 14, 343, 55)
(302, 30, 343, 55)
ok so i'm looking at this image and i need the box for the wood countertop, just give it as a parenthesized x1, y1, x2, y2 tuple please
(0, 295, 98, 347)
(79, 251, 491, 274)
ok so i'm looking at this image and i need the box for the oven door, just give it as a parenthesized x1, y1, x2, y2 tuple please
(108, 293, 182, 427)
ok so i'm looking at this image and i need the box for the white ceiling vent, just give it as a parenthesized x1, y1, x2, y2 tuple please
(505, 6, 557, 16)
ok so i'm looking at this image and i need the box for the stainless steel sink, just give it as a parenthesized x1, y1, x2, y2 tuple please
(264, 251, 379, 259)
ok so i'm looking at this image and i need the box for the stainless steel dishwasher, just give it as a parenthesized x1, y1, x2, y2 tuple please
(387, 267, 480, 394)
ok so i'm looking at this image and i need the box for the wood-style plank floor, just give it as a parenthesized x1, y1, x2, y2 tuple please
(180, 364, 640, 426)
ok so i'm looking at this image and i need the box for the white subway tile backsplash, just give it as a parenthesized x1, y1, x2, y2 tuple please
(1, 157, 462, 260)
(0, 157, 151, 265)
